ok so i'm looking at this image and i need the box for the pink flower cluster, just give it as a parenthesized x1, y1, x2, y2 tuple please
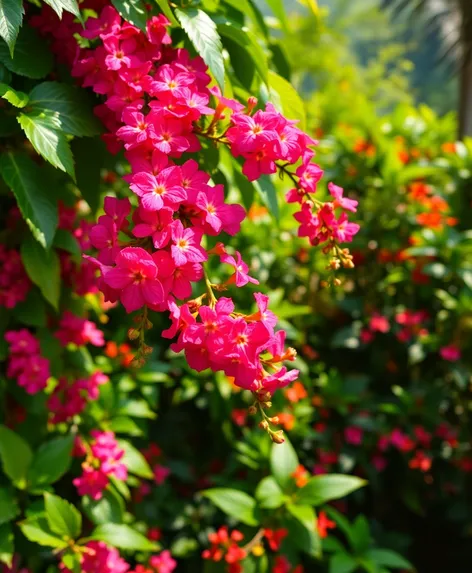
(5, 330, 50, 394)
(60, 541, 129, 573)
(30, 2, 359, 398)
(0, 245, 30, 309)
(47, 372, 108, 424)
(130, 552, 177, 573)
(73, 431, 127, 500)
(55, 311, 105, 347)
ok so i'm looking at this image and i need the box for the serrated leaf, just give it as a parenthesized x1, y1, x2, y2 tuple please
(28, 82, 101, 137)
(19, 517, 68, 548)
(18, 112, 75, 178)
(270, 436, 299, 490)
(0, 523, 13, 567)
(89, 523, 158, 551)
(0, 0, 23, 57)
(43, 0, 80, 19)
(0, 488, 19, 525)
(153, 0, 178, 26)
(0, 151, 58, 248)
(21, 235, 61, 309)
(0, 425, 33, 488)
(268, 70, 306, 130)
(202, 488, 258, 525)
(28, 435, 74, 489)
(44, 493, 82, 539)
(0, 24, 53, 78)
(175, 8, 224, 91)
(294, 475, 367, 506)
(111, 0, 147, 30)
(0, 82, 27, 106)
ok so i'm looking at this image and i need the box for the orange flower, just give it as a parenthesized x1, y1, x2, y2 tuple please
(441, 142, 456, 154)
(285, 381, 308, 403)
(278, 412, 295, 431)
(248, 204, 268, 221)
(291, 464, 309, 488)
(316, 511, 336, 538)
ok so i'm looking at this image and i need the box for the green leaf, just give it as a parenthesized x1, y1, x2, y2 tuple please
(17, 112, 75, 178)
(21, 234, 60, 309)
(111, 0, 147, 30)
(295, 475, 367, 506)
(202, 488, 258, 526)
(253, 175, 279, 220)
(0, 523, 13, 567)
(264, 0, 288, 32)
(72, 137, 106, 213)
(285, 503, 321, 558)
(153, 0, 178, 26)
(222, 0, 268, 39)
(117, 439, 153, 479)
(366, 549, 414, 570)
(0, 488, 19, 525)
(329, 553, 358, 573)
(28, 82, 102, 137)
(89, 523, 158, 551)
(82, 489, 124, 525)
(61, 552, 82, 573)
(0, 425, 33, 488)
(28, 435, 74, 489)
(255, 476, 285, 509)
(217, 22, 267, 83)
(349, 515, 371, 554)
(175, 8, 224, 91)
(0, 152, 58, 248)
(233, 167, 254, 211)
(43, 0, 80, 19)
(19, 517, 68, 548)
(268, 70, 306, 130)
(270, 436, 298, 490)
(0, 24, 53, 78)
(0, 0, 23, 57)
(44, 493, 82, 540)
(53, 228, 81, 260)
(0, 82, 27, 106)
(12, 289, 47, 327)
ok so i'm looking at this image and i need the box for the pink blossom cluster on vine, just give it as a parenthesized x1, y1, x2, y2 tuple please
(29, 2, 360, 406)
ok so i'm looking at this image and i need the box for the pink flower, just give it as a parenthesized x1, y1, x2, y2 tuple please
(61, 541, 129, 573)
(104, 247, 164, 312)
(149, 551, 177, 573)
(73, 464, 110, 500)
(344, 426, 363, 446)
(55, 311, 105, 347)
(153, 464, 171, 485)
(440, 344, 461, 361)
(220, 251, 259, 287)
(130, 167, 186, 211)
(328, 182, 358, 212)
(170, 220, 207, 266)
(369, 313, 390, 333)
(196, 184, 245, 235)
(132, 207, 174, 248)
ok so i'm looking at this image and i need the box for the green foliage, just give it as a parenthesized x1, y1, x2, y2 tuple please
(21, 235, 61, 309)
(0, 0, 23, 57)
(0, 425, 33, 488)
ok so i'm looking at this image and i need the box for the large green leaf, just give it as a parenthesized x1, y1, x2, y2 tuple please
(329, 553, 358, 573)
(0, 152, 58, 248)
(0, 0, 23, 57)
(21, 235, 61, 309)
(264, 0, 288, 32)
(270, 436, 298, 490)
(19, 517, 68, 549)
(72, 137, 106, 213)
(175, 8, 224, 91)
(28, 82, 102, 137)
(0, 523, 13, 567)
(116, 439, 153, 479)
(90, 523, 158, 551)
(217, 22, 267, 83)
(28, 435, 74, 489)
(294, 475, 367, 506)
(0, 488, 19, 525)
(111, 0, 147, 31)
(43, 0, 80, 18)
(366, 549, 414, 570)
(285, 503, 321, 558)
(0, 425, 33, 488)
(268, 70, 306, 130)
(202, 488, 258, 525)
(222, 0, 268, 39)
(44, 493, 82, 540)
(82, 489, 124, 526)
(0, 24, 53, 78)
(0, 81, 27, 107)
(255, 476, 285, 509)
(18, 112, 75, 178)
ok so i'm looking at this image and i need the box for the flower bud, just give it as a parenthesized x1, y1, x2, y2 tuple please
(268, 416, 280, 424)
(248, 405, 257, 415)
(334, 278, 342, 286)
(246, 96, 258, 113)
(259, 420, 269, 430)
(128, 328, 140, 340)
(270, 430, 285, 444)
